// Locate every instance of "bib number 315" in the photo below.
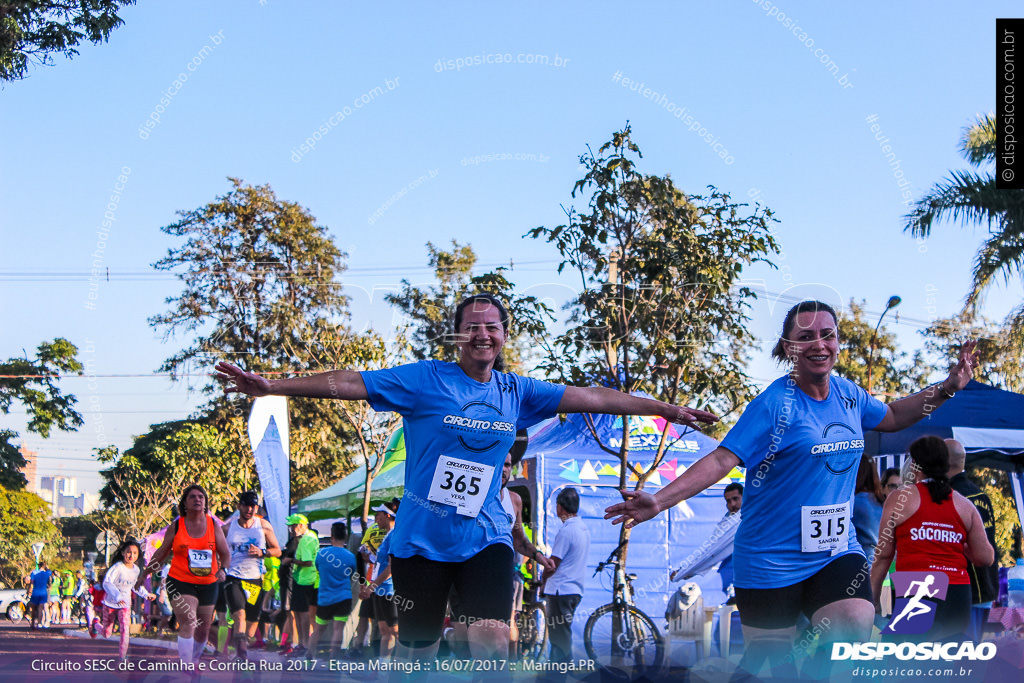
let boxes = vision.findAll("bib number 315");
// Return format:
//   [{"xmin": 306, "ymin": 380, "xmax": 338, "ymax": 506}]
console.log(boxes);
[
  {"xmin": 427, "ymin": 455, "xmax": 494, "ymax": 518},
  {"xmin": 800, "ymin": 502, "xmax": 850, "ymax": 555}
]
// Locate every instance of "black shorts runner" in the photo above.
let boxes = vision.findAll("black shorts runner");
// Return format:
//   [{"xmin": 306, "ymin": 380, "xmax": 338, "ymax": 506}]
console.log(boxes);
[
  {"xmin": 223, "ymin": 576, "xmax": 265, "ymax": 621},
  {"xmin": 316, "ymin": 598, "xmax": 353, "ymax": 625},
  {"xmin": 373, "ymin": 593, "xmax": 399, "ymax": 627},
  {"xmin": 291, "ymin": 583, "xmax": 318, "ymax": 612},
  {"xmin": 165, "ymin": 576, "xmax": 219, "ymax": 608},
  {"xmin": 391, "ymin": 542, "xmax": 513, "ymax": 648},
  {"xmin": 735, "ymin": 553, "xmax": 872, "ymax": 629},
  {"xmin": 358, "ymin": 593, "xmax": 375, "ymax": 619}
]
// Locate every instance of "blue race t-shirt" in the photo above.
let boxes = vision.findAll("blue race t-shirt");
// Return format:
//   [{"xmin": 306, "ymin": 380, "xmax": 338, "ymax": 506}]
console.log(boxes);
[
  {"xmin": 361, "ymin": 360, "xmax": 564, "ymax": 562},
  {"xmin": 720, "ymin": 374, "xmax": 887, "ymax": 589},
  {"xmin": 372, "ymin": 532, "xmax": 395, "ymax": 597},
  {"xmin": 30, "ymin": 569, "xmax": 52, "ymax": 598},
  {"xmin": 315, "ymin": 546, "xmax": 356, "ymax": 606}
]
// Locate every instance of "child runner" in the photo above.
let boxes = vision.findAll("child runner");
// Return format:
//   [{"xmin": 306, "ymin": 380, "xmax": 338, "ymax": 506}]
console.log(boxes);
[{"xmin": 100, "ymin": 539, "xmax": 156, "ymax": 658}]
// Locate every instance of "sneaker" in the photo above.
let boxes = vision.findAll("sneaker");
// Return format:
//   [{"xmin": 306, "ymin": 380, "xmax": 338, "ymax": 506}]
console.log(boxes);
[
  {"xmin": 251, "ymin": 639, "xmax": 266, "ymax": 650},
  {"xmin": 286, "ymin": 645, "xmax": 307, "ymax": 658},
  {"xmin": 280, "ymin": 645, "xmax": 296, "ymax": 656}
]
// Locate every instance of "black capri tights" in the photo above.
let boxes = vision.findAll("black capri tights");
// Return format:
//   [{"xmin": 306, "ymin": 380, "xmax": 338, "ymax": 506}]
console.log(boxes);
[{"xmin": 390, "ymin": 542, "xmax": 514, "ymax": 649}]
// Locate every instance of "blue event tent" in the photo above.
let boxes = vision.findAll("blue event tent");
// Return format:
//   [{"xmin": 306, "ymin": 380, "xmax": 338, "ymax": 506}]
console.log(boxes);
[
  {"xmin": 865, "ymin": 380, "xmax": 1024, "ymax": 532},
  {"xmin": 511, "ymin": 411, "xmax": 740, "ymax": 662}
]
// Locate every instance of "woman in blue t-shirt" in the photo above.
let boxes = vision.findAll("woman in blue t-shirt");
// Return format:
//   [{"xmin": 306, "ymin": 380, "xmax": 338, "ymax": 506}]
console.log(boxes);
[
  {"xmin": 606, "ymin": 300, "xmax": 977, "ymax": 678},
  {"xmin": 215, "ymin": 292, "xmax": 717, "ymax": 661}
]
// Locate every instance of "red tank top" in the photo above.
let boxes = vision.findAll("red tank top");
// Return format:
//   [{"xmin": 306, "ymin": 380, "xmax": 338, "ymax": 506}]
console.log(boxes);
[
  {"xmin": 168, "ymin": 515, "xmax": 219, "ymax": 584},
  {"xmin": 894, "ymin": 483, "xmax": 969, "ymax": 584}
]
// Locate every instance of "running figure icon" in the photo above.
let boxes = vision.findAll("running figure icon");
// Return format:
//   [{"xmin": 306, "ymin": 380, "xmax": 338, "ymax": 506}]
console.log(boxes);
[{"xmin": 887, "ymin": 574, "xmax": 939, "ymax": 631}]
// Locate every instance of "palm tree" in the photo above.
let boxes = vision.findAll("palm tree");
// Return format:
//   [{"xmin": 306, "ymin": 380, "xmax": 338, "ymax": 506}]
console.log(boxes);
[{"xmin": 905, "ymin": 113, "xmax": 1024, "ymax": 344}]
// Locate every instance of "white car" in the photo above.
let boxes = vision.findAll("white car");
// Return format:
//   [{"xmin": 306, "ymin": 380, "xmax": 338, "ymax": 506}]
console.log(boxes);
[{"xmin": 0, "ymin": 587, "xmax": 29, "ymax": 622}]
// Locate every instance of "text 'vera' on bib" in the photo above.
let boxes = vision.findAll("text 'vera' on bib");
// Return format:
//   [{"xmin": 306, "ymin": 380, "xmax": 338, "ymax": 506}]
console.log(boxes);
[
  {"xmin": 800, "ymin": 502, "xmax": 850, "ymax": 555},
  {"xmin": 188, "ymin": 549, "xmax": 214, "ymax": 576},
  {"xmin": 427, "ymin": 455, "xmax": 495, "ymax": 518}
]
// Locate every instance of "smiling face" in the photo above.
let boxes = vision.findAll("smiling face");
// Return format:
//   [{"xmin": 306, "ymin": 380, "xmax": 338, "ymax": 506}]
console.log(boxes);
[
  {"xmin": 121, "ymin": 545, "xmax": 139, "ymax": 567},
  {"xmin": 455, "ymin": 301, "xmax": 508, "ymax": 369},
  {"xmin": 783, "ymin": 310, "xmax": 839, "ymax": 381}
]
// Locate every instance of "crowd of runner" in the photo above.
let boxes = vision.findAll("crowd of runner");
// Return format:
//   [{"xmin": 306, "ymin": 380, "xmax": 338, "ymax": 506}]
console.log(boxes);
[{"xmin": 33, "ymin": 295, "xmax": 1010, "ymax": 678}]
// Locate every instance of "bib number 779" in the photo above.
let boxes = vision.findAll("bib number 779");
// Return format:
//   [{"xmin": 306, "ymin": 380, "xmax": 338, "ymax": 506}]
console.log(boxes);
[{"xmin": 439, "ymin": 472, "xmax": 481, "ymax": 496}]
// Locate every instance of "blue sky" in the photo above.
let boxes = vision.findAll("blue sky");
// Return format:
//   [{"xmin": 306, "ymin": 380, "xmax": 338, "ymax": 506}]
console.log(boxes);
[{"xmin": 2, "ymin": 1, "xmax": 1020, "ymax": 495}]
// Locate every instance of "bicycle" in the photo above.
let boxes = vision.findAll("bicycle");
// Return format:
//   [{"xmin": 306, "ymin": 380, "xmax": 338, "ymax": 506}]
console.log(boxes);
[
  {"xmin": 515, "ymin": 579, "xmax": 547, "ymax": 660},
  {"xmin": 582, "ymin": 540, "xmax": 665, "ymax": 679}
]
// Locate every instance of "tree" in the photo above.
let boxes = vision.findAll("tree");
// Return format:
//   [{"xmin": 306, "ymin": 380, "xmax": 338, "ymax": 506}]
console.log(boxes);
[
  {"xmin": 150, "ymin": 178, "xmax": 357, "ymax": 503},
  {"xmin": 385, "ymin": 240, "xmax": 553, "ymax": 373},
  {"xmin": 0, "ymin": 487, "xmax": 61, "ymax": 587},
  {"xmin": 151, "ymin": 177, "xmax": 347, "ymax": 383},
  {"xmin": 0, "ymin": 338, "xmax": 83, "ymax": 489},
  {"xmin": 300, "ymin": 324, "xmax": 408, "ymax": 526},
  {"xmin": 527, "ymin": 124, "xmax": 779, "ymax": 563},
  {"xmin": 918, "ymin": 313, "xmax": 1024, "ymax": 393},
  {"xmin": 0, "ymin": 0, "xmax": 134, "ymax": 82},
  {"xmin": 905, "ymin": 113, "xmax": 1024, "ymax": 342},
  {"xmin": 98, "ymin": 420, "xmax": 250, "ymax": 535},
  {"xmin": 833, "ymin": 299, "xmax": 928, "ymax": 398}
]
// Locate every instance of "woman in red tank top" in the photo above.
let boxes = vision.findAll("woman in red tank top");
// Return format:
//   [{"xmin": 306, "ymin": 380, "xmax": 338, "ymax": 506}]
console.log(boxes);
[
  {"xmin": 136, "ymin": 485, "xmax": 230, "ymax": 667},
  {"xmin": 870, "ymin": 436, "xmax": 993, "ymax": 640}
]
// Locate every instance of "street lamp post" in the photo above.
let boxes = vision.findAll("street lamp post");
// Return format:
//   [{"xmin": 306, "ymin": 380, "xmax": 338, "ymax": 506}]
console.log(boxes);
[{"xmin": 866, "ymin": 296, "xmax": 902, "ymax": 395}]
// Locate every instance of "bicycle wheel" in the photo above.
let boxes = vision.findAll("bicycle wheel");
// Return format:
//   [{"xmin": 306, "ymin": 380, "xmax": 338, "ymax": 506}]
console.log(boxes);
[
  {"xmin": 518, "ymin": 605, "xmax": 548, "ymax": 660},
  {"xmin": 583, "ymin": 603, "xmax": 665, "ymax": 678}
]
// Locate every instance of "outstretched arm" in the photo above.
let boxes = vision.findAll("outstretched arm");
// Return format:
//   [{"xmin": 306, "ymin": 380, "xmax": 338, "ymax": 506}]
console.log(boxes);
[
  {"xmin": 874, "ymin": 341, "xmax": 978, "ymax": 432},
  {"xmin": 604, "ymin": 446, "xmax": 740, "ymax": 529},
  {"xmin": 215, "ymin": 361, "xmax": 368, "ymax": 401},
  {"xmin": 557, "ymin": 386, "xmax": 717, "ymax": 430}
]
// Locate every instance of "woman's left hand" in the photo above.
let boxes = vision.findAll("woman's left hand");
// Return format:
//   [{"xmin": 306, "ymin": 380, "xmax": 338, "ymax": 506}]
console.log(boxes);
[
  {"xmin": 667, "ymin": 405, "xmax": 719, "ymax": 429},
  {"xmin": 945, "ymin": 340, "xmax": 979, "ymax": 393}
]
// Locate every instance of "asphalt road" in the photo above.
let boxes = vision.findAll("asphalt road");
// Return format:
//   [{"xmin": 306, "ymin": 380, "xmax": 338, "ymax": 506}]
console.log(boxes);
[{"xmin": 0, "ymin": 620, "xmax": 377, "ymax": 682}]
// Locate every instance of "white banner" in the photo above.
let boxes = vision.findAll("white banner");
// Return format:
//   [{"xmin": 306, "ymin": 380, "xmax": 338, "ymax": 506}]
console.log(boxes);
[{"xmin": 249, "ymin": 396, "xmax": 290, "ymax": 543}]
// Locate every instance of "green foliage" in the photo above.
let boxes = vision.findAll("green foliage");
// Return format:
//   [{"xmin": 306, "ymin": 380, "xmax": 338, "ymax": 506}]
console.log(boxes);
[
  {"xmin": 151, "ymin": 177, "xmax": 347, "ymax": 383},
  {"xmin": 528, "ymin": 124, "xmax": 778, "ymax": 429},
  {"xmin": 917, "ymin": 313, "xmax": 1024, "ymax": 393},
  {"xmin": 0, "ymin": 338, "xmax": 83, "ymax": 489},
  {"xmin": 98, "ymin": 420, "xmax": 250, "ymax": 537},
  {"xmin": 967, "ymin": 467, "xmax": 1022, "ymax": 565},
  {"xmin": 384, "ymin": 240, "xmax": 553, "ymax": 373},
  {"xmin": 0, "ymin": 0, "xmax": 134, "ymax": 81},
  {"xmin": 150, "ymin": 178, "xmax": 364, "ymax": 504},
  {"xmin": 905, "ymin": 113, "xmax": 1024, "ymax": 335},
  {"xmin": 0, "ymin": 487, "xmax": 61, "ymax": 587},
  {"xmin": 833, "ymin": 299, "xmax": 928, "ymax": 397}
]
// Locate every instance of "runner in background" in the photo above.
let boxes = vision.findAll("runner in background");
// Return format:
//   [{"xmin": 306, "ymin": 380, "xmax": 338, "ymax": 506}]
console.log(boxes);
[
  {"xmin": 287, "ymin": 514, "xmax": 319, "ymax": 658},
  {"xmin": 136, "ymin": 484, "xmax": 231, "ymax": 668},
  {"xmin": 277, "ymin": 518, "xmax": 300, "ymax": 654},
  {"xmin": 359, "ymin": 500, "xmax": 400, "ymax": 659},
  {"xmin": 215, "ymin": 292, "xmax": 716, "ymax": 662},
  {"xmin": 100, "ymin": 539, "xmax": 155, "ymax": 659},
  {"xmin": 308, "ymin": 521, "xmax": 356, "ymax": 660},
  {"xmin": 224, "ymin": 490, "xmax": 281, "ymax": 660},
  {"xmin": 26, "ymin": 561, "xmax": 53, "ymax": 630}
]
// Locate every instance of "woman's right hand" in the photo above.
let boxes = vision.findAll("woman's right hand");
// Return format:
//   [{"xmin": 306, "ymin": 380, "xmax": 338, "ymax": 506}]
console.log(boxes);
[
  {"xmin": 215, "ymin": 361, "xmax": 272, "ymax": 397},
  {"xmin": 604, "ymin": 490, "xmax": 661, "ymax": 529}
]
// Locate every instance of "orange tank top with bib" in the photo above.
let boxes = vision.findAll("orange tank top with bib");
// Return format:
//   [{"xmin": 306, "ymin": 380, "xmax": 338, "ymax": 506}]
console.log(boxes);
[{"xmin": 168, "ymin": 515, "xmax": 220, "ymax": 584}]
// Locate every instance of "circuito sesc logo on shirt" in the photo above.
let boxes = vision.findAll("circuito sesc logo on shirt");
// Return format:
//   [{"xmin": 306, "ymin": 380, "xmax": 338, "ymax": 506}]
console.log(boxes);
[
  {"xmin": 442, "ymin": 401, "xmax": 515, "ymax": 453},
  {"xmin": 810, "ymin": 422, "xmax": 863, "ymax": 475}
]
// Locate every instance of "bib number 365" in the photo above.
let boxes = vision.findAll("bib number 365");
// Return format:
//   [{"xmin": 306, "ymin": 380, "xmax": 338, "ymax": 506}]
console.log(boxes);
[{"xmin": 427, "ymin": 455, "xmax": 494, "ymax": 518}]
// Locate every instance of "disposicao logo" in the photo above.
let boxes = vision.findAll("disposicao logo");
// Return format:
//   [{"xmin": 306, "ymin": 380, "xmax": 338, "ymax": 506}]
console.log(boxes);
[{"xmin": 884, "ymin": 571, "xmax": 947, "ymax": 635}]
